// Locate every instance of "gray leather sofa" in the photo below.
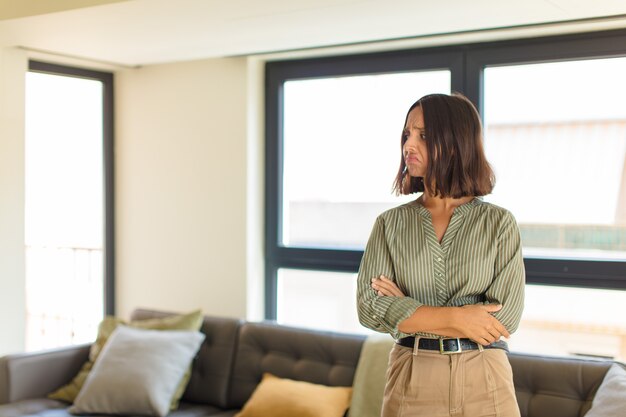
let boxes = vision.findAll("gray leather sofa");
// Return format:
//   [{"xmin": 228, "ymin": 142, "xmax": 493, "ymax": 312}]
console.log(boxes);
[{"xmin": 0, "ymin": 309, "xmax": 620, "ymax": 417}]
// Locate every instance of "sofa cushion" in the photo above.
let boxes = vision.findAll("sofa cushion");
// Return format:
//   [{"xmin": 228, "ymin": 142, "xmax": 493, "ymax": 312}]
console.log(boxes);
[
  {"xmin": 0, "ymin": 398, "xmax": 67, "ymax": 417},
  {"xmin": 69, "ymin": 326, "xmax": 205, "ymax": 417},
  {"xmin": 584, "ymin": 363, "xmax": 626, "ymax": 417},
  {"xmin": 508, "ymin": 352, "xmax": 613, "ymax": 417},
  {"xmin": 235, "ymin": 373, "xmax": 352, "ymax": 417},
  {"xmin": 131, "ymin": 309, "xmax": 242, "ymax": 409},
  {"xmin": 0, "ymin": 399, "xmax": 238, "ymax": 417},
  {"xmin": 49, "ymin": 309, "xmax": 203, "ymax": 407},
  {"xmin": 228, "ymin": 321, "xmax": 365, "ymax": 408}
]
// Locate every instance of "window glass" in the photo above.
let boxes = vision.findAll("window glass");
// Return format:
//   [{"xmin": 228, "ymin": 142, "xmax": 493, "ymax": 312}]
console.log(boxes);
[
  {"xmin": 483, "ymin": 57, "xmax": 626, "ymax": 260},
  {"xmin": 268, "ymin": 34, "xmax": 626, "ymax": 363},
  {"xmin": 282, "ymin": 71, "xmax": 450, "ymax": 250},
  {"xmin": 277, "ymin": 268, "xmax": 373, "ymax": 335},
  {"xmin": 512, "ymin": 284, "xmax": 626, "ymax": 361},
  {"xmin": 25, "ymin": 71, "xmax": 104, "ymax": 351},
  {"xmin": 278, "ymin": 269, "xmax": 626, "ymax": 361}
]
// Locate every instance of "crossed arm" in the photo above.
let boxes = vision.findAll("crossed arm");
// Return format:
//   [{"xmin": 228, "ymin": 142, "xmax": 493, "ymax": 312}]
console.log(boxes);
[
  {"xmin": 357, "ymin": 213, "xmax": 524, "ymax": 344},
  {"xmin": 371, "ymin": 275, "xmax": 510, "ymax": 346}
]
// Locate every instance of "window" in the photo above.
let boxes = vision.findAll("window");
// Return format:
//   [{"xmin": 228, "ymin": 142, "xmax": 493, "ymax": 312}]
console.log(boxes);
[
  {"xmin": 483, "ymin": 57, "xmax": 626, "ymax": 261},
  {"xmin": 266, "ymin": 29, "xmax": 626, "ymax": 360},
  {"xmin": 282, "ymin": 71, "xmax": 450, "ymax": 250},
  {"xmin": 276, "ymin": 269, "xmax": 363, "ymax": 334},
  {"xmin": 25, "ymin": 62, "xmax": 114, "ymax": 351}
]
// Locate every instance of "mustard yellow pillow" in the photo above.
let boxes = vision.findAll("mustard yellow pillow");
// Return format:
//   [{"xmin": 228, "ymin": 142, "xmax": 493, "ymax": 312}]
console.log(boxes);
[
  {"xmin": 235, "ymin": 373, "xmax": 352, "ymax": 417},
  {"xmin": 49, "ymin": 309, "xmax": 203, "ymax": 410}
]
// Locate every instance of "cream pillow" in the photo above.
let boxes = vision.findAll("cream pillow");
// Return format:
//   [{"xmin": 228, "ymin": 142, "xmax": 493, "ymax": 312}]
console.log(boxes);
[
  {"xmin": 49, "ymin": 309, "xmax": 203, "ymax": 408},
  {"xmin": 235, "ymin": 373, "xmax": 352, "ymax": 417},
  {"xmin": 69, "ymin": 325, "xmax": 205, "ymax": 417},
  {"xmin": 585, "ymin": 364, "xmax": 626, "ymax": 417}
]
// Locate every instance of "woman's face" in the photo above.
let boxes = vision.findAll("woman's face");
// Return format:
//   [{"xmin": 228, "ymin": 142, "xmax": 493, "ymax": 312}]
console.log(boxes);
[{"xmin": 403, "ymin": 106, "xmax": 428, "ymax": 178}]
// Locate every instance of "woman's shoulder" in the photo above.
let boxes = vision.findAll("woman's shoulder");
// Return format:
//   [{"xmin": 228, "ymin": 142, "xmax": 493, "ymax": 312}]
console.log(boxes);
[
  {"xmin": 474, "ymin": 198, "xmax": 518, "ymax": 224},
  {"xmin": 377, "ymin": 200, "xmax": 419, "ymax": 221}
]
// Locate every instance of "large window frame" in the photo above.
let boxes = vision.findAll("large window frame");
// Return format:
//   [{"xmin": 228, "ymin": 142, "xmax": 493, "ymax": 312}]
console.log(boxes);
[
  {"xmin": 28, "ymin": 60, "xmax": 115, "ymax": 315},
  {"xmin": 265, "ymin": 29, "xmax": 626, "ymax": 320}
]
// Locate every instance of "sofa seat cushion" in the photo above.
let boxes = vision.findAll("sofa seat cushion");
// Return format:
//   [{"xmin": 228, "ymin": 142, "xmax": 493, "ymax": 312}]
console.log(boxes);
[
  {"xmin": 0, "ymin": 398, "xmax": 67, "ymax": 417},
  {"xmin": 0, "ymin": 400, "xmax": 238, "ymax": 417}
]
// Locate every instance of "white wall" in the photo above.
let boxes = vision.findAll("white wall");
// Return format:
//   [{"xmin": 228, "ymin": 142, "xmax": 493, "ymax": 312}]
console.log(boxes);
[
  {"xmin": 114, "ymin": 57, "xmax": 251, "ymax": 320},
  {"xmin": 0, "ymin": 47, "xmax": 26, "ymax": 356}
]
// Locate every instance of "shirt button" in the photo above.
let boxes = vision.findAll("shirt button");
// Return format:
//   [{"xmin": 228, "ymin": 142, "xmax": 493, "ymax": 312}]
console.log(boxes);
[
  {"xmin": 438, "ymin": 290, "xmax": 445, "ymax": 295},
  {"xmin": 437, "ymin": 257, "xmax": 442, "ymax": 262},
  {"xmin": 436, "ymin": 272, "xmax": 443, "ymax": 277},
  {"xmin": 372, "ymin": 315, "xmax": 378, "ymax": 319}
]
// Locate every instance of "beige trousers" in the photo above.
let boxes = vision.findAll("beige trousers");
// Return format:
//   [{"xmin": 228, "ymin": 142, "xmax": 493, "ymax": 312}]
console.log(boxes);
[{"xmin": 381, "ymin": 344, "xmax": 521, "ymax": 417}]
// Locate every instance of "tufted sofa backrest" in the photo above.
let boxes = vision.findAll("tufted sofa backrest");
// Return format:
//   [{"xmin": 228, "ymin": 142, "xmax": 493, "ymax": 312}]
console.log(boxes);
[
  {"xmin": 227, "ymin": 321, "xmax": 366, "ymax": 409},
  {"xmin": 508, "ymin": 352, "xmax": 614, "ymax": 417},
  {"xmin": 131, "ymin": 309, "xmax": 242, "ymax": 409},
  {"xmin": 128, "ymin": 309, "xmax": 620, "ymax": 416}
]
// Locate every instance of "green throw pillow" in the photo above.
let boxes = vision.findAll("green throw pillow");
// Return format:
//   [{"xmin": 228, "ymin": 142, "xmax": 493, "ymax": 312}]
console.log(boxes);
[{"xmin": 49, "ymin": 309, "xmax": 203, "ymax": 410}]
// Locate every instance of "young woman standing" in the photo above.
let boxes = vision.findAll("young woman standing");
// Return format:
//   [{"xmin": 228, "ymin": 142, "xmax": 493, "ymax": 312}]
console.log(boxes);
[{"xmin": 357, "ymin": 93, "xmax": 525, "ymax": 417}]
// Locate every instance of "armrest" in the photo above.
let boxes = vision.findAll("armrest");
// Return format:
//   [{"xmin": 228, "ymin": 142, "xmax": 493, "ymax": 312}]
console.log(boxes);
[{"xmin": 0, "ymin": 344, "xmax": 89, "ymax": 404}]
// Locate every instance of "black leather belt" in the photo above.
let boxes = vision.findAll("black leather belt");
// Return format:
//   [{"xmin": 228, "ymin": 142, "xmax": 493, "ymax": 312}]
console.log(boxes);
[{"xmin": 397, "ymin": 337, "xmax": 508, "ymax": 354}]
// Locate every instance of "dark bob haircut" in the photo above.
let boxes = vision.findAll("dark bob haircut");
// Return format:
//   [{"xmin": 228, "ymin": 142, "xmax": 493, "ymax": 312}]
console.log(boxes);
[{"xmin": 392, "ymin": 93, "xmax": 495, "ymax": 198}]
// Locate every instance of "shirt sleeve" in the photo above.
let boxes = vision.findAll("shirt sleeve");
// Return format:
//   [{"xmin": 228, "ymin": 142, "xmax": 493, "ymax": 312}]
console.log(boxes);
[
  {"xmin": 484, "ymin": 211, "xmax": 526, "ymax": 334},
  {"xmin": 356, "ymin": 215, "xmax": 423, "ymax": 339}
]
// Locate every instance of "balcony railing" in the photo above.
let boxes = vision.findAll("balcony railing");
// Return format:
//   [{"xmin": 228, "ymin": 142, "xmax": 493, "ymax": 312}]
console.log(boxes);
[{"xmin": 25, "ymin": 245, "xmax": 103, "ymax": 352}]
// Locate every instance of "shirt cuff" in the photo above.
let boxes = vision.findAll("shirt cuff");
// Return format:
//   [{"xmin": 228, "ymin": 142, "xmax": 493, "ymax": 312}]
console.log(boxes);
[{"xmin": 371, "ymin": 296, "xmax": 423, "ymax": 339}]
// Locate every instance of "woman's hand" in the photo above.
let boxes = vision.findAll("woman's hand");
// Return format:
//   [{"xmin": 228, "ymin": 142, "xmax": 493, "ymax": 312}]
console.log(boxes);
[
  {"xmin": 371, "ymin": 275, "xmax": 405, "ymax": 297},
  {"xmin": 452, "ymin": 304, "xmax": 510, "ymax": 345},
  {"xmin": 371, "ymin": 276, "xmax": 509, "ymax": 346}
]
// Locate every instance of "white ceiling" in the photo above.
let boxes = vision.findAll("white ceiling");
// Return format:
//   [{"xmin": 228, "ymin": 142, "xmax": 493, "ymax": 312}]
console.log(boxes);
[{"xmin": 1, "ymin": 0, "xmax": 626, "ymax": 67}]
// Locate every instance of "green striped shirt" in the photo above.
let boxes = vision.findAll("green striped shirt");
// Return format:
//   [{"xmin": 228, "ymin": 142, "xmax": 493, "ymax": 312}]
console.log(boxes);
[{"xmin": 356, "ymin": 197, "xmax": 525, "ymax": 340}]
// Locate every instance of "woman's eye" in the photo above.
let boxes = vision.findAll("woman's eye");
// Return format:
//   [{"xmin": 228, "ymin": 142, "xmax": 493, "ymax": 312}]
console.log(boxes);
[{"xmin": 420, "ymin": 133, "xmax": 427, "ymax": 140}]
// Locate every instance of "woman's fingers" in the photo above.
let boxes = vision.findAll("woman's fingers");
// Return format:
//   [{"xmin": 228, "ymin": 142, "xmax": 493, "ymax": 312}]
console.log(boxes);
[
  {"xmin": 482, "ymin": 317, "xmax": 510, "ymax": 343},
  {"xmin": 485, "ymin": 326, "xmax": 501, "ymax": 342},
  {"xmin": 371, "ymin": 276, "xmax": 405, "ymax": 297},
  {"xmin": 380, "ymin": 279, "xmax": 404, "ymax": 296},
  {"xmin": 371, "ymin": 279, "xmax": 396, "ymax": 296},
  {"xmin": 474, "ymin": 336, "xmax": 492, "ymax": 346},
  {"xmin": 492, "ymin": 319, "xmax": 510, "ymax": 339},
  {"xmin": 458, "ymin": 304, "xmax": 511, "ymax": 344},
  {"xmin": 481, "ymin": 303, "xmax": 503, "ymax": 313}
]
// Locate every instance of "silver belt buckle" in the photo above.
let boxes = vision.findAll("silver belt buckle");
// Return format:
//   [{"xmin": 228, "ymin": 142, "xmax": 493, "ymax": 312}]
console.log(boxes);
[{"xmin": 439, "ymin": 337, "xmax": 463, "ymax": 354}]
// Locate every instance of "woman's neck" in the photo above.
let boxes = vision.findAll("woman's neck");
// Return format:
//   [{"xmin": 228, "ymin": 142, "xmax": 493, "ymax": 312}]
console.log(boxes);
[{"xmin": 418, "ymin": 192, "xmax": 475, "ymax": 212}]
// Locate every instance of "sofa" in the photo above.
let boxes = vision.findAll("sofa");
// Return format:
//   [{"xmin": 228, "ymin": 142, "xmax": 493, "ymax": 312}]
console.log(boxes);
[{"xmin": 0, "ymin": 309, "xmax": 622, "ymax": 417}]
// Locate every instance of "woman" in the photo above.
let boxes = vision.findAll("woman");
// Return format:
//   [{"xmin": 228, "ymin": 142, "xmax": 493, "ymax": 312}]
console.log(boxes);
[{"xmin": 356, "ymin": 93, "xmax": 525, "ymax": 417}]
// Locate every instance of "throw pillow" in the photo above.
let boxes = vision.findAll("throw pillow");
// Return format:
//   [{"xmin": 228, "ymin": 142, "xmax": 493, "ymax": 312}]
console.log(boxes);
[
  {"xmin": 584, "ymin": 364, "xmax": 626, "ymax": 417},
  {"xmin": 348, "ymin": 335, "xmax": 395, "ymax": 417},
  {"xmin": 69, "ymin": 326, "xmax": 205, "ymax": 417},
  {"xmin": 49, "ymin": 309, "xmax": 203, "ymax": 409},
  {"xmin": 235, "ymin": 373, "xmax": 352, "ymax": 417}
]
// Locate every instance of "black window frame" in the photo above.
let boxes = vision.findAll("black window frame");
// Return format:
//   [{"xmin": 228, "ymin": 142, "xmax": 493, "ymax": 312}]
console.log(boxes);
[
  {"xmin": 265, "ymin": 28, "xmax": 626, "ymax": 320},
  {"xmin": 28, "ymin": 60, "xmax": 115, "ymax": 315}
]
